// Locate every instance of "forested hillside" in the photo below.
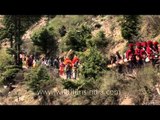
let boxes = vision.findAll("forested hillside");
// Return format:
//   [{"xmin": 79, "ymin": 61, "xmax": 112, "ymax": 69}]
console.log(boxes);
[{"xmin": 1, "ymin": 15, "xmax": 160, "ymax": 105}]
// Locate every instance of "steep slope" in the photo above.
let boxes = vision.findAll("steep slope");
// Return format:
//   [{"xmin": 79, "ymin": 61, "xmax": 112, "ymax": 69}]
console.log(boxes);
[
  {"xmin": 2, "ymin": 15, "xmax": 160, "ymax": 105},
  {"xmin": 22, "ymin": 16, "xmax": 48, "ymax": 41}
]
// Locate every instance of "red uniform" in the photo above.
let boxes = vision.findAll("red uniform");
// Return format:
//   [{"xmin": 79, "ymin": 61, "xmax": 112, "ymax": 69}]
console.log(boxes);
[
  {"xmin": 140, "ymin": 49, "xmax": 147, "ymax": 60},
  {"xmin": 135, "ymin": 42, "xmax": 143, "ymax": 60},
  {"xmin": 135, "ymin": 48, "xmax": 142, "ymax": 58},
  {"xmin": 126, "ymin": 49, "xmax": 135, "ymax": 61},
  {"xmin": 146, "ymin": 40, "xmax": 155, "ymax": 60},
  {"xmin": 59, "ymin": 62, "xmax": 65, "ymax": 75},
  {"xmin": 72, "ymin": 56, "xmax": 79, "ymax": 65},
  {"xmin": 126, "ymin": 43, "xmax": 135, "ymax": 61},
  {"xmin": 146, "ymin": 46, "xmax": 154, "ymax": 60}
]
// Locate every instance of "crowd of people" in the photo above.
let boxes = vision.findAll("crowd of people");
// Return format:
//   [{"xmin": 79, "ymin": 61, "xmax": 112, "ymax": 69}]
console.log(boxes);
[
  {"xmin": 109, "ymin": 40, "xmax": 160, "ymax": 70},
  {"xmin": 19, "ymin": 52, "xmax": 80, "ymax": 80},
  {"xmin": 19, "ymin": 40, "xmax": 160, "ymax": 79}
]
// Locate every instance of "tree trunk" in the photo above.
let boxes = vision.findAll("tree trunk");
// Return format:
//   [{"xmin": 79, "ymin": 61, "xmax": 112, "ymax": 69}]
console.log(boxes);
[
  {"xmin": 14, "ymin": 16, "xmax": 18, "ymax": 65},
  {"xmin": 17, "ymin": 16, "xmax": 21, "ymax": 66},
  {"xmin": 10, "ymin": 35, "xmax": 13, "ymax": 48}
]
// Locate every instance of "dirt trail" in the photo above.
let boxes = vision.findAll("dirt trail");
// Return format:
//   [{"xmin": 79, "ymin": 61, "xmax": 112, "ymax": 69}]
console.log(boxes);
[{"xmin": 120, "ymin": 96, "xmax": 134, "ymax": 105}]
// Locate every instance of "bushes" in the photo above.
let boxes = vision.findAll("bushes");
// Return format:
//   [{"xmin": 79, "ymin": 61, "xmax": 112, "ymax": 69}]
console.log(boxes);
[
  {"xmin": 60, "ymin": 25, "xmax": 92, "ymax": 52},
  {"xmin": 0, "ymin": 66, "xmax": 20, "ymax": 85},
  {"xmin": 96, "ymin": 65, "xmax": 159, "ymax": 105},
  {"xmin": 92, "ymin": 31, "xmax": 108, "ymax": 50},
  {"xmin": 25, "ymin": 65, "xmax": 53, "ymax": 93},
  {"xmin": 31, "ymin": 27, "xmax": 58, "ymax": 57},
  {"xmin": 121, "ymin": 15, "xmax": 140, "ymax": 42},
  {"xmin": 0, "ymin": 49, "xmax": 20, "ymax": 86},
  {"xmin": 79, "ymin": 47, "xmax": 106, "ymax": 79},
  {"xmin": 0, "ymin": 49, "xmax": 14, "ymax": 69}
]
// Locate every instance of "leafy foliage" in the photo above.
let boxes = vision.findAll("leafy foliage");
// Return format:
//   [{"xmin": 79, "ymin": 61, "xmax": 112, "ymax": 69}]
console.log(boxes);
[
  {"xmin": 31, "ymin": 27, "xmax": 58, "ymax": 57},
  {"xmin": 25, "ymin": 65, "xmax": 51, "ymax": 93},
  {"xmin": 79, "ymin": 47, "xmax": 106, "ymax": 79},
  {"xmin": 0, "ymin": 15, "xmax": 41, "ymax": 66},
  {"xmin": 0, "ymin": 50, "xmax": 20, "ymax": 85},
  {"xmin": 121, "ymin": 15, "xmax": 140, "ymax": 42},
  {"xmin": 60, "ymin": 25, "xmax": 92, "ymax": 51},
  {"xmin": 91, "ymin": 31, "xmax": 108, "ymax": 50}
]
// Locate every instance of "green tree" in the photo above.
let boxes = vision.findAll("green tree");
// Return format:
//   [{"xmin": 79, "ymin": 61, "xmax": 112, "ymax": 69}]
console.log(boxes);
[
  {"xmin": 79, "ymin": 47, "xmax": 106, "ymax": 79},
  {"xmin": 0, "ymin": 15, "xmax": 41, "ymax": 66},
  {"xmin": 93, "ymin": 31, "xmax": 108, "ymax": 50},
  {"xmin": 31, "ymin": 28, "xmax": 58, "ymax": 57},
  {"xmin": 61, "ymin": 25, "xmax": 92, "ymax": 51},
  {"xmin": 25, "ymin": 66, "xmax": 50, "ymax": 93},
  {"xmin": 121, "ymin": 15, "xmax": 140, "ymax": 42},
  {"xmin": 0, "ymin": 49, "xmax": 20, "ymax": 86}
]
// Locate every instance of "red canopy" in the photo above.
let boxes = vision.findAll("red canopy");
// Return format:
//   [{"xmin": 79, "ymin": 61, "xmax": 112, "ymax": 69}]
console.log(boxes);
[{"xmin": 72, "ymin": 56, "xmax": 79, "ymax": 64}]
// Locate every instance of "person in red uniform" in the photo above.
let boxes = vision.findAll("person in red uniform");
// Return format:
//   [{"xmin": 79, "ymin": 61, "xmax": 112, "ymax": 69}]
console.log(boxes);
[
  {"xmin": 142, "ymin": 41, "xmax": 147, "ymax": 51},
  {"xmin": 141, "ymin": 42, "xmax": 148, "ymax": 63},
  {"xmin": 72, "ymin": 54, "xmax": 79, "ymax": 79},
  {"xmin": 135, "ymin": 42, "xmax": 143, "ymax": 67},
  {"xmin": 126, "ymin": 43, "xmax": 136, "ymax": 69},
  {"xmin": 72, "ymin": 55, "xmax": 79, "ymax": 65},
  {"xmin": 59, "ymin": 58, "xmax": 65, "ymax": 76},
  {"xmin": 146, "ymin": 40, "xmax": 154, "ymax": 62}
]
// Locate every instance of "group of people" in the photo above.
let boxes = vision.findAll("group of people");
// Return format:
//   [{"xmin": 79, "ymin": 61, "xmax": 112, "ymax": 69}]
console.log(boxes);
[
  {"xmin": 109, "ymin": 40, "xmax": 160, "ymax": 70},
  {"xmin": 19, "ymin": 52, "xmax": 80, "ymax": 80},
  {"xmin": 59, "ymin": 55, "xmax": 79, "ymax": 79}
]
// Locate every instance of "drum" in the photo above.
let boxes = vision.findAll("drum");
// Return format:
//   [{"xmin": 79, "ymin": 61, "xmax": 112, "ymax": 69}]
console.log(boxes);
[
  {"xmin": 119, "ymin": 60, "xmax": 124, "ymax": 65},
  {"xmin": 107, "ymin": 64, "xmax": 112, "ymax": 68},
  {"xmin": 155, "ymin": 55, "xmax": 158, "ymax": 58},
  {"xmin": 145, "ymin": 57, "xmax": 150, "ymax": 62},
  {"xmin": 124, "ymin": 58, "xmax": 128, "ymax": 63},
  {"xmin": 112, "ymin": 63, "xmax": 117, "ymax": 67}
]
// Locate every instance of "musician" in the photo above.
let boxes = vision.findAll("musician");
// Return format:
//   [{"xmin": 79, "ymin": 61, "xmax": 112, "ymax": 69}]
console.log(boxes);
[
  {"xmin": 146, "ymin": 40, "xmax": 154, "ymax": 62},
  {"xmin": 142, "ymin": 41, "xmax": 147, "ymax": 51},
  {"xmin": 135, "ymin": 42, "xmax": 143, "ymax": 67},
  {"xmin": 126, "ymin": 43, "xmax": 136, "ymax": 69},
  {"xmin": 141, "ymin": 42, "xmax": 148, "ymax": 63}
]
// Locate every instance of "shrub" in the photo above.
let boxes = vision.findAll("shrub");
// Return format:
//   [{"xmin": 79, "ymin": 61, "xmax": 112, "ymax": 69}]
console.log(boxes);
[
  {"xmin": 25, "ymin": 65, "xmax": 52, "ymax": 93},
  {"xmin": 0, "ymin": 66, "xmax": 20, "ymax": 85},
  {"xmin": 60, "ymin": 25, "xmax": 92, "ymax": 52},
  {"xmin": 79, "ymin": 47, "xmax": 106, "ymax": 79},
  {"xmin": 0, "ymin": 49, "xmax": 14, "ymax": 70},
  {"xmin": 121, "ymin": 15, "xmax": 140, "ymax": 42},
  {"xmin": 31, "ymin": 27, "xmax": 58, "ymax": 57},
  {"xmin": 0, "ymin": 49, "xmax": 19, "ymax": 86},
  {"xmin": 93, "ymin": 31, "xmax": 108, "ymax": 49}
]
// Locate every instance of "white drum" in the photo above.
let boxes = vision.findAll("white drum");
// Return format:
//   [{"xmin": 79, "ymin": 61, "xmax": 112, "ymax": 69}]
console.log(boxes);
[
  {"xmin": 124, "ymin": 58, "xmax": 128, "ymax": 62},
  {"xmin": 145, "ymin": 57, "xmax": 150, "ymax": 62},
  {"xmin": 155, "ymin": 55, "xmax": 158, "ymax": 58}
]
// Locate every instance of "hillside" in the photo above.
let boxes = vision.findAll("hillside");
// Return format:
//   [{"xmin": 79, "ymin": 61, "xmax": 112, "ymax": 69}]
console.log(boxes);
[{"xmin": 1, "ymin": 15, "xmax": 160, "ymax": 105}]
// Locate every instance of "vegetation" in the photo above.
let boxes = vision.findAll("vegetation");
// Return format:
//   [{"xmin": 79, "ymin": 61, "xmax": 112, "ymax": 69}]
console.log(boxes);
[
  {"xmin": 1, "ymin": 15, "xmax": 160, "ymax": 105},
  {"xmin": 0, "ymin": 15, "xmax": 41, "ymax": 66},
  {"xmin": 0, "ymin": 49, "xmax": 20, "ymax": 86},
  {"xmin": 31, "ymin": 27, "xmax": 58, "ymax": 57},
  {"xmin": 79, "ymin": 47, "xmax": 106, "ymax": 79},
  {"xmin": 60, "ymin": 25, "xmax": 92, "ymax": 52},
  {"xmin": 121, "ymin": 15, "xmax": 140, "ymax": 42},
  {"xmin": 25, "ymin": 65, "xmax": 53, "ymax": 93}
]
